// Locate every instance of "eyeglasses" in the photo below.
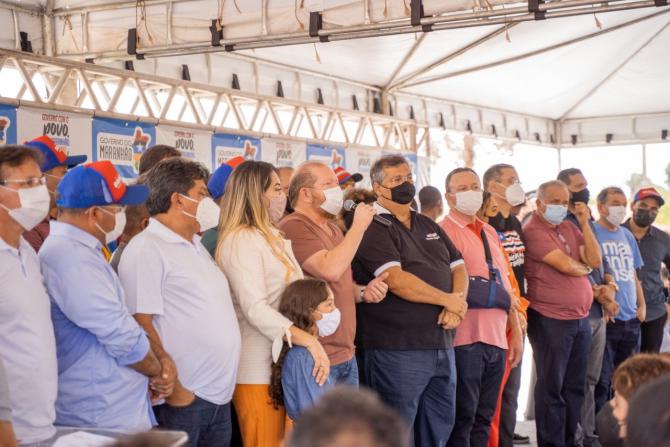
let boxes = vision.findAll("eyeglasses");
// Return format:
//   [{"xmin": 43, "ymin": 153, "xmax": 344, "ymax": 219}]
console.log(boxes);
[
  {"xmin": 0, "ymin": 175, "xmax": 47, "ymax": 187},
  {"xmin": 98, "ymin": 205, "xmax": 127, "ymax": 215},
  {"xmin": 386, "ymin": 175, "xmax": 414, "ymax": 185}
]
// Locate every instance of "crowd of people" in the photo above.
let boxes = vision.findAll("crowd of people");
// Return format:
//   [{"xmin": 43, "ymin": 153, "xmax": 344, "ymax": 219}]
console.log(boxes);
[{"xmin": 0, "ymin": 135, "xmax": 669, "ymax": 447}]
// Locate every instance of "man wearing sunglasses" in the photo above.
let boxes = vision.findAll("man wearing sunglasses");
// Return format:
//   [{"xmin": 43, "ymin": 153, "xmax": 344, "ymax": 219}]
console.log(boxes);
[
  {"xmin": 21, "ymin": 135, "xmax": 87, "ymax": 253},
  {"xmin": 0, "ymin": 145, "xmax": 57, "ymax": 445}
]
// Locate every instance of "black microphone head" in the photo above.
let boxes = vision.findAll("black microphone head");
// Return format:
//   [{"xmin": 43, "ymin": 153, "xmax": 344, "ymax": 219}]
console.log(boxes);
[{"xmin": 343, "ymin": 199, "xmax": 357, "ymax": 212}]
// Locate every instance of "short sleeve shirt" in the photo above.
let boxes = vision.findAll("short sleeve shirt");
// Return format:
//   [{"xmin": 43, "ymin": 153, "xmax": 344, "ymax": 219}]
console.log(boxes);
[
  {"xmin": 523, "ymin": 212, "xmax": 593, "ymax": 320},
  {"xmin": 488, "ymin": 212, "xmax": 526, "ymax": 297},
  {"xmin": 593, "ymin": 223, "xmax": 644, "ymax": 322},
  {"xmin": 281, "ymin": 346, "xmax": 333, "ymax": 421},
  {"xmin": 119, "ymin": 219, "xmax": 242, "ymax": 405},
  {"xmin": 440, "ymin": 212, "xmax": 511, "ymax": 350},
  {"xmin": 353, "ymin": 203, "xmax": 464, "ymax": 350},
  {"xmin": 278, "ymin": 213, "xmax": 356, "ymax": 366},
  {"xmin": 622, "ymin": 221, "xmax": 670, "ymax": 321}
]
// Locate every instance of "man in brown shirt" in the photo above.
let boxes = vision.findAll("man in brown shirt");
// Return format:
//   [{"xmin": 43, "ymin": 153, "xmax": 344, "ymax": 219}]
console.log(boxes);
[{"xmin": 278, "ymin": 161, "xmax": 388, "ymax": 385}]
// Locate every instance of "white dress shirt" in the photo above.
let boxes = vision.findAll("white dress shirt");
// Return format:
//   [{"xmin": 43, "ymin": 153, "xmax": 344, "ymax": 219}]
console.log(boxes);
[
  {"xmin": 120, "ymin": 218, "xmax": 241, "ymax": 404},
  {"xmin": 0, "ymin": 236, "xmax": 57, "ymax": 444}
]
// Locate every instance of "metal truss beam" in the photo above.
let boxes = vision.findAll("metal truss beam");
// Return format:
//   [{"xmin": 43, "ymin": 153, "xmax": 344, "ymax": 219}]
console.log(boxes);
[{"xmin": 0, "ymin": 48, "xmax": 426, "ymax": 153}]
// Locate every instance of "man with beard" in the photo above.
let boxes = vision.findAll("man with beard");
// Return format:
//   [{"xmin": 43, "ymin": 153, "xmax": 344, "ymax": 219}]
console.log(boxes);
[
  {"xmin": 623, "ymin": 187, "xmax": 670, "ymax": 353},
  {"xmin": 278, "ymin": 161, "xmax": 389, "ymax": 385}
]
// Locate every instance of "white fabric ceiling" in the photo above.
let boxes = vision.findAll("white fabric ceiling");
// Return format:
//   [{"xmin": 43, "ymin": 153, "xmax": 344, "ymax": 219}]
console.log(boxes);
[{"xmin": 2, "ymin": 0, "xmax": 669, "ymax": 122}]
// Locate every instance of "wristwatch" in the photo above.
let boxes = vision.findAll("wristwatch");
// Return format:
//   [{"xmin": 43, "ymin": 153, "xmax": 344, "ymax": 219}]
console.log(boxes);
[
  {"xmin": 584, "ymin": 265, "xmax": 593, "ymax": 275},
  {"xmin": 360, "ymin": 288, "xmax": 366, "ymax": 301}
]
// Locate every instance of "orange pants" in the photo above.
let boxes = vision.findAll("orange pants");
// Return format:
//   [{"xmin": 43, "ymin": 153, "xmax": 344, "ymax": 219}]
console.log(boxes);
[
  {"xmin": 487, "ymin": 354, "xmax": 512, "ymax": 447},
  {"xmin": 233, "ymin": 384, "xmax": 292, "ymax": 447}
]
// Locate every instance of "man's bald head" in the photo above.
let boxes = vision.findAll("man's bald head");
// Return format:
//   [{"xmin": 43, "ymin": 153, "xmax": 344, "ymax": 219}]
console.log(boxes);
[{"xmin": 288, "ymin": 161, "xmax": 337, "ymax": 208}]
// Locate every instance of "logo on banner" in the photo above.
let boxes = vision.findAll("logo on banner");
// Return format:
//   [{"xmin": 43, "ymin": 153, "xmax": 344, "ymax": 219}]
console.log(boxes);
[
  {"xmin": 40, "ymin": 113, "xmax": 71, "ymax": 153},
  {"xmin": 174, "ymin": 130, "xmax": 195, "ymax": 159},
  {"xmin": 97, "ymin": 126, "xmax": 151, "ymax": 174},
  {"xmin": 215, "ymin": 139, "xmax": 258, "ymax": 166},
  {"xmin": 355, "ymin": 151, "xmax": 374, "ymax": 173},
  {"xmin": 0, "ymin": 117, "xmax": 11, "ymax": 145},
  {"xmin": 131, "ymin": 128, "xmax": 152, "ymax": 171}
]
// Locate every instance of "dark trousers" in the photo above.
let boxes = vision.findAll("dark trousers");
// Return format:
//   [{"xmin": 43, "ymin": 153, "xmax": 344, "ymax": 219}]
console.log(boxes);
[
  {"xmin": 155, "ymin": 397, "xmax": 232, "ymax": 447},
  {"xmin": 527, "ymin": 309, "xmax": 591, "ymax": 447},
  {"xmin": 595, "ymin": 319, "xmax": 641, "ymax": 411},
  {"xmin": 640, "ymin": 311, "xmax": 667, "ymax": 353},
  {"xmin": 364, "ymin": 348, "xmax": 457, "ymax": 447},
  {"xmin": 499, "ymin": 353, "xmax": 523, "ymax": 447},
  {"xmin": 447, "ymin": 343, "xmax": 506, "ymax": 447}
]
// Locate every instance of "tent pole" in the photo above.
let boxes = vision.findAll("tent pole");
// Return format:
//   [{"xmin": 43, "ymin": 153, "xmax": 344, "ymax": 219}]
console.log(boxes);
[
  {"xmin": 403, "ymin": 8, "xmax": 670, "ymax": 89},
  {"xmin": 383, "ymin": 33, "xmax": 427, "ymax": 89},
  {"xmin": 388, "ymin": 24, "xmax": 516, "ymax": 91},
  {"xmin": 559, "ymin": 20, "xmax": 670, "ymax": 120}
]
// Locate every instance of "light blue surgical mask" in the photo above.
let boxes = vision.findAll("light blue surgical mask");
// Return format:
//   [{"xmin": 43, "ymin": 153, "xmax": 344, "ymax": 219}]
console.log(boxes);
[{"xmin": 543, "ymin": 204, "xmax": 567, "ymax": 226}]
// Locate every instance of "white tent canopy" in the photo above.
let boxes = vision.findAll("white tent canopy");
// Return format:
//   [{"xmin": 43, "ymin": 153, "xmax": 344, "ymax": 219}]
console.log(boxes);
[{"xmin": 0, "ymin": 0, "xmax": 668, "ymax": 146}]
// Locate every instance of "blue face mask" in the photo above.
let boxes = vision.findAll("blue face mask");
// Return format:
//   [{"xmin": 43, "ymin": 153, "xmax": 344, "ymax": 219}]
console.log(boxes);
[{"xmin": 543, "ymin": 204, "xmax": 567, "ymax": 225}]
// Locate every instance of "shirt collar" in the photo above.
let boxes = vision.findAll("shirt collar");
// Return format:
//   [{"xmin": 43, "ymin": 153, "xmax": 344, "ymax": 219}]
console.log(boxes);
[
  {"xmin": 373, "ymin": 202, "xmax": 392, "ymax": 215},
  {"xmin": 447, "ymin": 210, "xmax": 484, "ymax": 232},
  {"xmin": 147, "ymin": 218, "xmax": 202, "ymax": 247},
  {"xmin": 623, "ymin": 219, "xmax": 658, "ymax": 239},
  {"xmin": 50, "ymin": 221, "xmax": 102, "ymax": 250},
  {"xmin": 0, "ymin": 235, "xmax": 20, "ymax": 254}
]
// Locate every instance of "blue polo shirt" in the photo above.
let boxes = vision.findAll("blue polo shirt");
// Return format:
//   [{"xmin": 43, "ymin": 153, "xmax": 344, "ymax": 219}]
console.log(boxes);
[
  {"xmin": 39, "ymin": 222, "xmax": 155, "ymax": 432},
  {"xmin": 593, "ymin": 223, "xmax": 644, "ymax": 322}
]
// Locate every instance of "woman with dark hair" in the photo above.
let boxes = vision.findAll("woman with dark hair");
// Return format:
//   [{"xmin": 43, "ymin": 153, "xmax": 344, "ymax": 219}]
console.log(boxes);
[
  {"xmin": 216, "ymin": 161, "xmax": 329, "ymax": 447},
  {"xmin": 270, "ymin": 278, "xmax": 337, "ymax": 421}
]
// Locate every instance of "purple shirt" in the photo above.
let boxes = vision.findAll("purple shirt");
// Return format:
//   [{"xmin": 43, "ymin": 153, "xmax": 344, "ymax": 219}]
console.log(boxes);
[{"xmin": 523, "ymin": 212, "xmax": 593, "ymax": 320}]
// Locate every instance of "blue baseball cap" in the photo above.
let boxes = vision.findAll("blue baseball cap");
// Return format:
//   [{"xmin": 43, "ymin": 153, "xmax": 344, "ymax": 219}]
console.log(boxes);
[
  {"xmin": 24, "ymin": 135, "xmax": 87, "ymax": 172},
  {"xmin": 208, "ymin": 156, "xmax": 244, "ymax": 200},
  {"xmin": 57, "ymin": 160, "xmax": 149, "ymax": 208}
]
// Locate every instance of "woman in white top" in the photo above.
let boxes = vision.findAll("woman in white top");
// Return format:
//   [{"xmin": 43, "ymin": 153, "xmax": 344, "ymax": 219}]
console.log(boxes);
[{"xmin": 216, "ymin": 160, "xmax": 329, "ymax": 447}]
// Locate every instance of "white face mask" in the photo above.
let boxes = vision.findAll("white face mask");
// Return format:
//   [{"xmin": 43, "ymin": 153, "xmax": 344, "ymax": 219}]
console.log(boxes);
[
  {"xmin": 606, "ymin": 206, "xmax": 627, "ymax": 227},
  {"xmin": 181, "ymin": 195, "xmax": 221, "ymax": 231},
  {"xmin": 0, "ymin": 184, "xmax": 50, "ymax": 230},
  {"xmin": 316, "ymin": 308, "xmax": 341, "ymax": 338},
  {"xmin": 453, "ymin": 190, "xmax": 484, "ymax": 216},
  {"xmin": 504, "ymin": 182, "xmax": 526, "ymax": 206},
  {"xmin": 95, "ymin": 207, "xmax": 126, "ymax": 244},
  {"xmin": 319, "ymin": 186, "xmax": 344, "ymax": 216}
]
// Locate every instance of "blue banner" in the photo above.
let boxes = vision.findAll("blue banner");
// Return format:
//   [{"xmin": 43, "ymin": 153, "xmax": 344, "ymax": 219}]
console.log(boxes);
[
  {"xmin": 92, "ymin": 118, "xmax": 156, "ymax": 179},
  {"xmin": 211, "ymin": 133, "xmax": 261, "ymax": 168},
  {"xmin": 0, "ymin": 104, "xmax": 17, "ymax": 145},
  {"xmin": 306, "ymin": 144, "xmax": 346, "ymax": 170}
]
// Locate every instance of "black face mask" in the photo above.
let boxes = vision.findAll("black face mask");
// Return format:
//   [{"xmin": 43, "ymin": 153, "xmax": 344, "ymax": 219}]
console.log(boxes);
[
  {"xmin": 633, "ymin": 208, "xmax": 657, "ymax": 227},
  {"xmin": 386, "ymin": 181, "xmax": 416, "ymax": 205},
  {"xmin": 487, "ymin": 212, "xmax": 506, "ymax": 230},
  {"xmin": 571, "ymin": 188, "xmax": 590, "ymax": 204}
]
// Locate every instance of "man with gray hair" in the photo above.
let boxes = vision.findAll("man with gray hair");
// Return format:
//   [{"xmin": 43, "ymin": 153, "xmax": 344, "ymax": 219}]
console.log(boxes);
[
  {"xmin": 353, "ymin": 155, "xmax": 468, "ymax": 447},
  {"xmin": 592, "ymin": 187, "xmax": 645, "ymax": 412},
  {"xmin": 523, "ymin": 180, "xmax": 601, "ymax": 447},
  {"xmin": 278, "ymin": 160, "xmax": 388, "ymax": 385}
]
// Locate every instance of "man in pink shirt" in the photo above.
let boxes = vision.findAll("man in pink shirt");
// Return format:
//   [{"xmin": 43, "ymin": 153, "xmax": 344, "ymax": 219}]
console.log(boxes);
[
  {"xmin": 523, "ymin": 180, "xmax": 601, "ymax": 447},
  {"xmin": 440, "ymin": 168, "xmax": 523, "ymax": 447}
]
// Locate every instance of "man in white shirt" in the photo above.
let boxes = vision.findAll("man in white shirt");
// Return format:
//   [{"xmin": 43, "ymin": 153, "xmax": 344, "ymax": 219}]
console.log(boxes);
[
  {"xmin": 0, "ymin": 145, "xmax": 58, "ymax": 445},
  {"xmin": 119, "ymin": 157, "xmax": 241, "ymax": 447}
]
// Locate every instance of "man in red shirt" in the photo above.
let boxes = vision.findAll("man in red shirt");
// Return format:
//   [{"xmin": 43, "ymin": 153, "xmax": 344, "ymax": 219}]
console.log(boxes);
[
  {"xmin": 523, "ymin": 180, "xmax": 602, "ymax": 447},
  {"xmin": 22, "ymin": 136, "xmax": 87, "ymax": 252},
  {"xmin": 440, "ymin": 167, "xmax": 523, "ymax": 447}
]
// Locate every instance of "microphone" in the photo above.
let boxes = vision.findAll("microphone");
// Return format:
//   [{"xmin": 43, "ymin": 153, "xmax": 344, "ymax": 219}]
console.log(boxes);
[{"xmin": 344, "ymin": 200, "xmax": 392, "ymax": 227}]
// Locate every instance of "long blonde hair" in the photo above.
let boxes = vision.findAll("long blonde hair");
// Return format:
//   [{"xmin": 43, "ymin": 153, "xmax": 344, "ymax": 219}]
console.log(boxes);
[{"xmin": 215, "ymin": 160, "xmax": 296, "ymax": 280}]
